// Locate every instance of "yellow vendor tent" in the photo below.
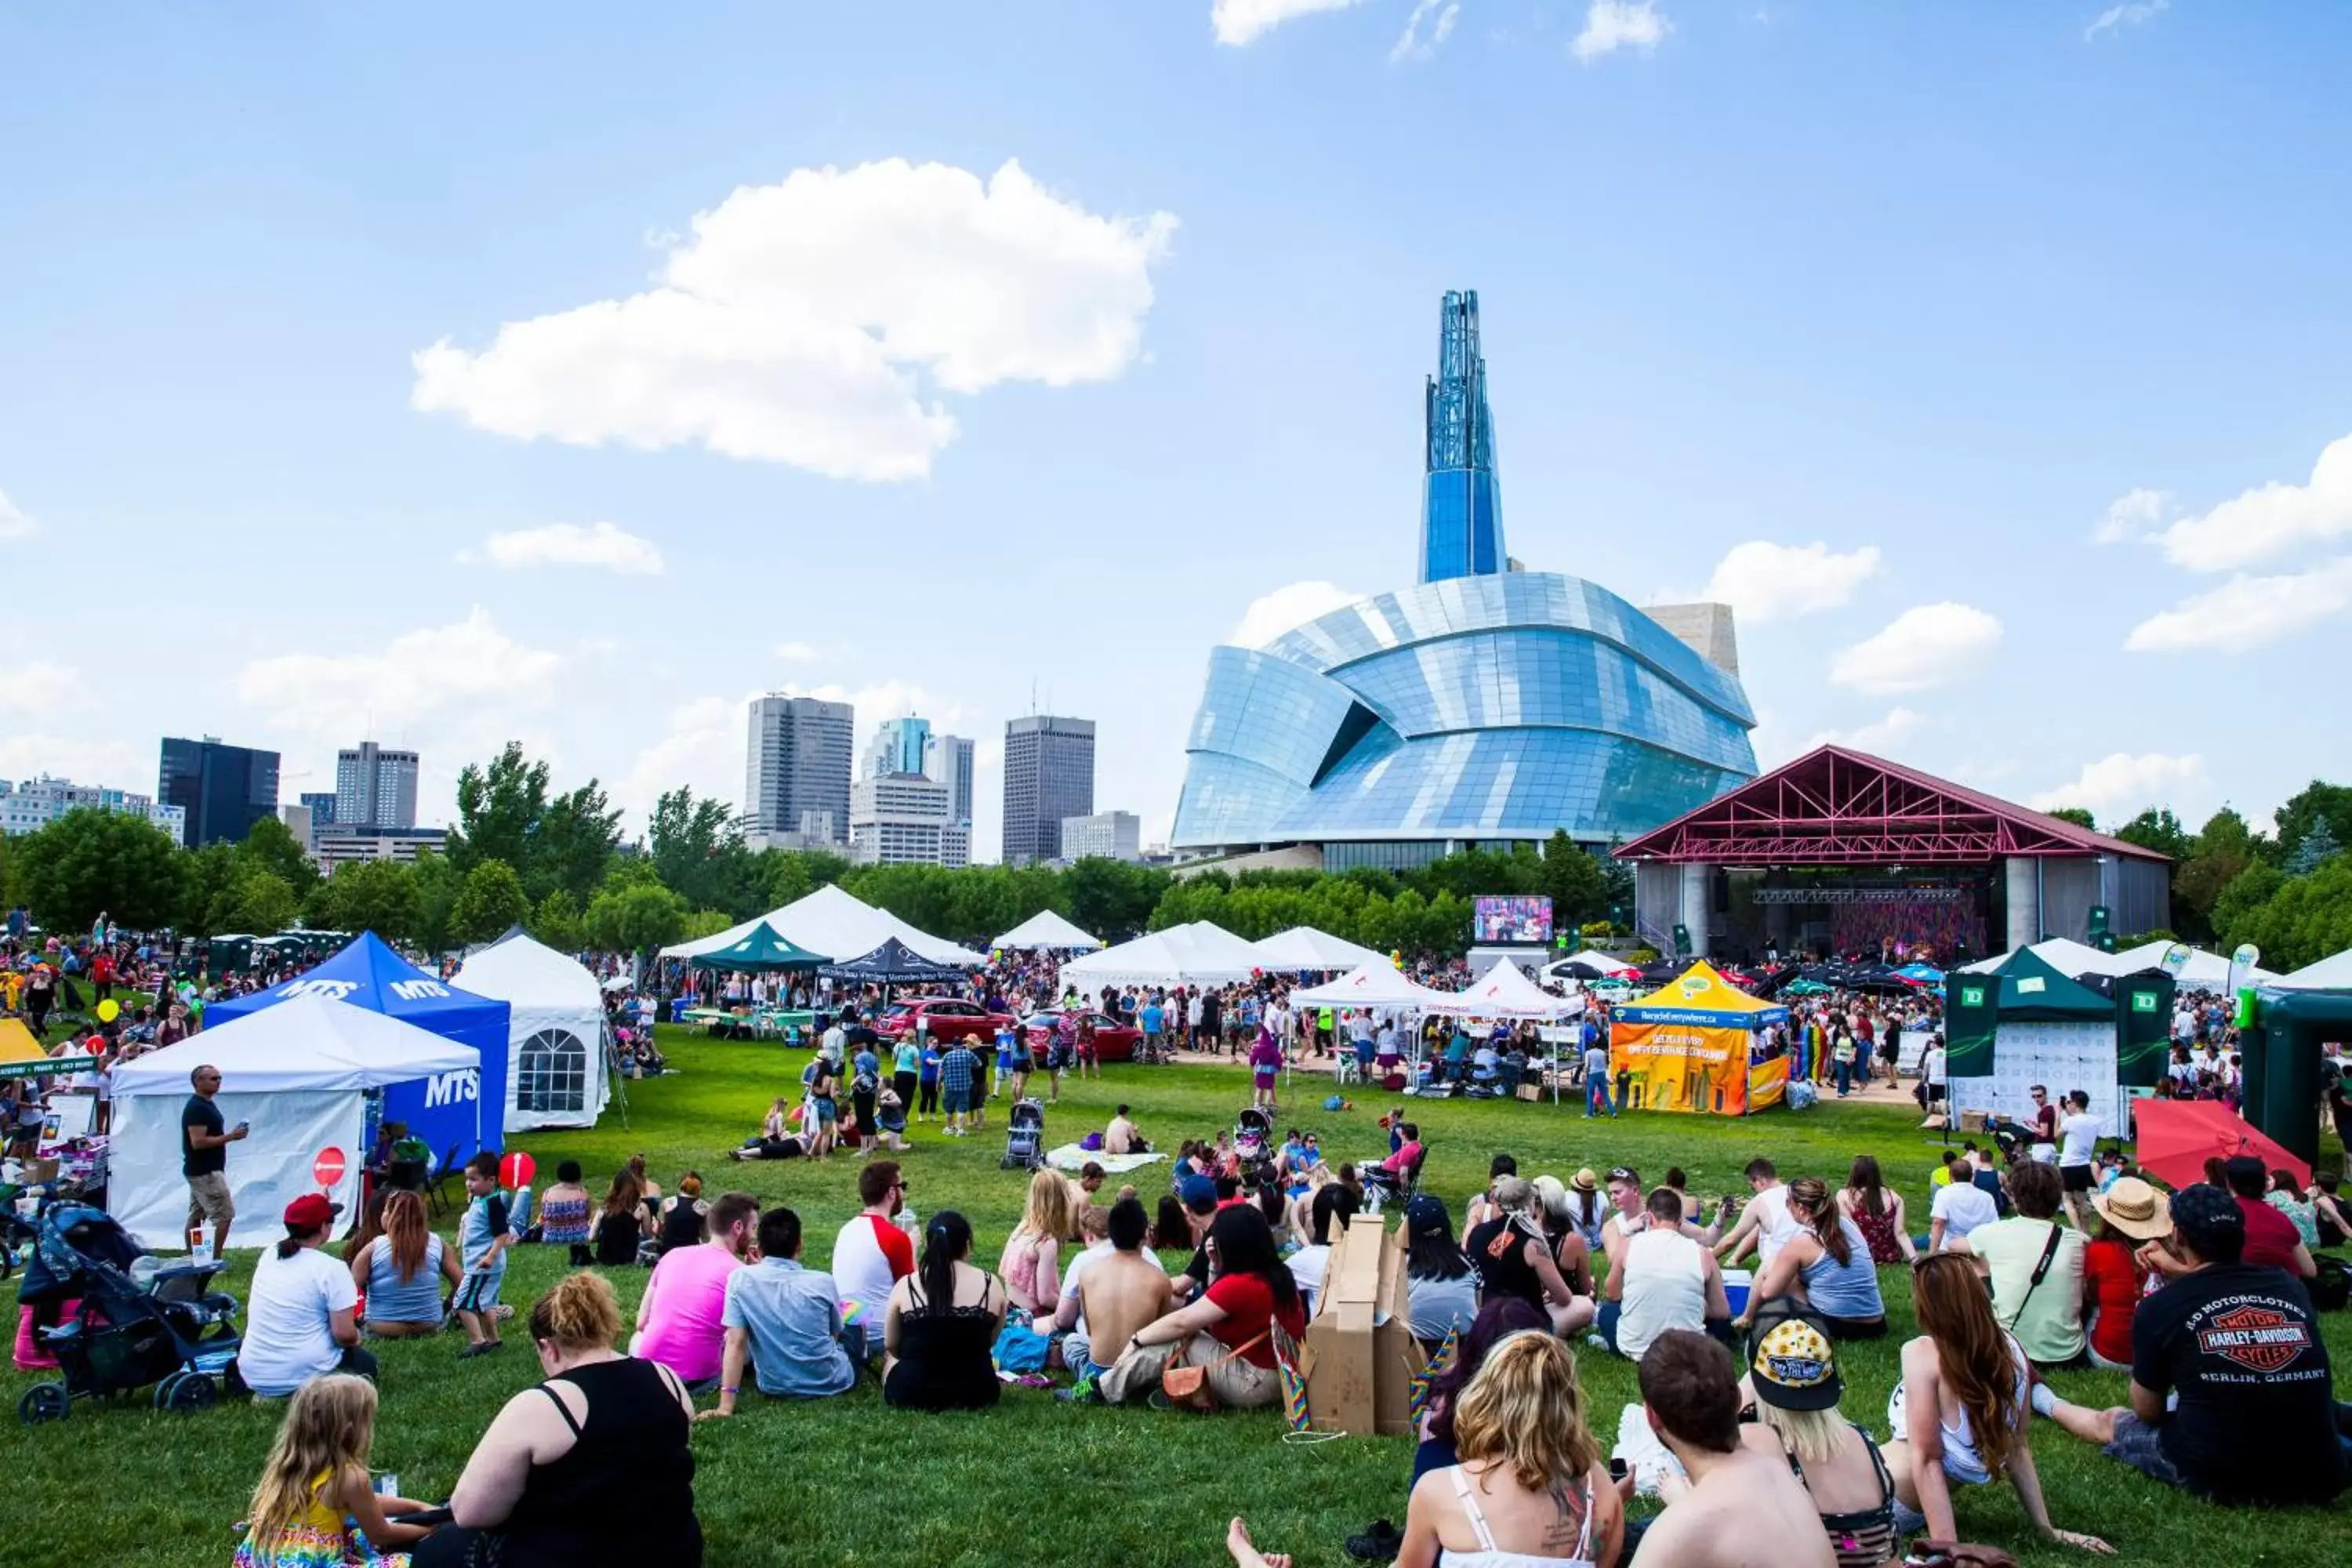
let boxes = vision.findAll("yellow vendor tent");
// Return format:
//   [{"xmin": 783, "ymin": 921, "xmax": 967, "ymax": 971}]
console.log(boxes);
[
  {"xmin": 0, "ymin": 1017, "xmax": 46, "ymax": 1067},
  {"xmin": 1608, "ymin": 961, "xmax": 1792, "ymax": 1115}
]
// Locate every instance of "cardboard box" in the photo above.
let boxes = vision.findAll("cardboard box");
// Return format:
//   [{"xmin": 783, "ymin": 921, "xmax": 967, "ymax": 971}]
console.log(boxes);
[
  {"xmin": 1301, "ymin": 1211, "xmax": 1426, "ymax": 1436},
  {"xmin": 1515, "ymin": 1083, "xmax": 1542, "ymax": 1102},
  {"xmin": 1958, "ymin": 1109, "xmax": 1988, "ymax": 1134}
]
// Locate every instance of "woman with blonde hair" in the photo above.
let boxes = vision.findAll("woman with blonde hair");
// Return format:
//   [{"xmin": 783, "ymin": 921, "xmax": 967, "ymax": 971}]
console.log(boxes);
[
  {"xmin": 353, "ymin": 1189, "xmax": 462, "ymax": 1338},
  {"xmin": 234, "ymin": 1374, "xmax": 434, "ymax": 1567},
  {"xmin": 416, "ymin": 1272, "xmax": 701, "ymax": 1566},
  {"xmin": 1000, "ymin": 1167, "xmax": 1073, "ymax": 1317},
  {"xmin": 1395, "ymin": 1330, "xmax": 1623, "ymax": 1568},
  {"xmin": 1880, "ymin": 1254, "xmax": 2108, "ymax": 1555}
]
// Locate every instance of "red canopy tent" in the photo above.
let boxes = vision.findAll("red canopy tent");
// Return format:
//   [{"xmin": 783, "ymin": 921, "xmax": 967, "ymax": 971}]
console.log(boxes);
[{"xmin": 2130, "ymin": 1098, "xmax": 2310, "ymax": 1189}]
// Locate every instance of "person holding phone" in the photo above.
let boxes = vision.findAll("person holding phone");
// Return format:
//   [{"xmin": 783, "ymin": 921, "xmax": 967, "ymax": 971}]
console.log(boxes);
[{"xmin": 183, "ymin": 1062, "xmax": 248, "ymax": 1252}]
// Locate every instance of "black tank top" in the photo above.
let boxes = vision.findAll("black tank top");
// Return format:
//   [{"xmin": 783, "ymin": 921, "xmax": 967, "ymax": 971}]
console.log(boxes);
[
  {"xmin": 1465, "ymin": 1216, "xmax": 1545, "ymax": 1308},
  {"xmin": 500, "ymin": 1357, "xmax": 702, "ymax": 1566}
]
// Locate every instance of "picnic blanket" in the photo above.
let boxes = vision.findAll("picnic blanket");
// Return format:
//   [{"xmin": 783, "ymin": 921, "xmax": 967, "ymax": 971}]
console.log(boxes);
[{"xmin": 1045, "ymin": 1143, "xmax": 1166, "ymax": 1175}]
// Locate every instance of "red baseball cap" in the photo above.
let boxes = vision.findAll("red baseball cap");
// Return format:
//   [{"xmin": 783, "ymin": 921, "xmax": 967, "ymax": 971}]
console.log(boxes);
[{"xmin": 282, "ymin": 1193, "xmax": 343, "ymax": 1230}]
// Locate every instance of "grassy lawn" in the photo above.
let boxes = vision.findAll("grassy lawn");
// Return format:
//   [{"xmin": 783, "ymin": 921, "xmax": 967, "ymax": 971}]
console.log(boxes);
[{"xmin": 6, "ymin": 1022, "xmax": 2346, "ymax": 1568}]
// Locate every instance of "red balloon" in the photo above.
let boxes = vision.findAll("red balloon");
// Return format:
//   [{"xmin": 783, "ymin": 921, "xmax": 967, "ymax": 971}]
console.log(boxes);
[{"xmin": 499, "ymin": 1151, "xmax": 537, "ymax": 1190}]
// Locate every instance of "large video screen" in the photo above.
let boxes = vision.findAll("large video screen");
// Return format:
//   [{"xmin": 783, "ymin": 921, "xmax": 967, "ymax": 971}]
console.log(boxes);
[{"xmin": 1472, "ymin": 895, "xmax": 1553, "ymax": 946}]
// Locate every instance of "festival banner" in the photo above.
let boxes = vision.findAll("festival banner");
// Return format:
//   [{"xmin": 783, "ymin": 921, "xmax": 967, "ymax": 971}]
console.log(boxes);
[
  {"xmin": 2113, "ymin": 971, "xmax": 2175, "ymax": 1088},
  {"xmin": 1611, "ymin": 1019, "xmax": 1751, "ymax": 1115}
]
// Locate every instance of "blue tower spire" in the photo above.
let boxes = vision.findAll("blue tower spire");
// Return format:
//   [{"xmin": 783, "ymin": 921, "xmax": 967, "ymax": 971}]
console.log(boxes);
[{"xmin": 1418, "ymin": 289, "xmax": 1506, "ymax": 583}]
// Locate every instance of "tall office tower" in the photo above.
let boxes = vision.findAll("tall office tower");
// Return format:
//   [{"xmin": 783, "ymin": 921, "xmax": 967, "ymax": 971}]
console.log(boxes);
[
  {"xmin": 848, "ymin": 771, "xmax": 968, "ymax": 869},
  {"xmin": 743, "ymin": 695, "xmax": 854, "ymax": 844},
  {"xmin": 924, "ymin": 732, "xmax": 975, "ymax": 827},
  {"xmin": 299, "ymin": 790, "xmax": 339, "ymax": 826},
  {"xmin": 158, "ymin": 735, "xmax": 281, "ymax": 846},
  {"xmin": 334, "ymin": 742, "xmax": 420, "ymax": 831},
  {"xmin": 862, "ymin": 716, "xmax": 931, "ymax": 780},
  {"xmin": 1001, "ymin": 715, "xmax": 1095, "ymax": 865},
  {"xmin": 1418, "ymin": 289, "xmax": 1507, "ymax": 584}
]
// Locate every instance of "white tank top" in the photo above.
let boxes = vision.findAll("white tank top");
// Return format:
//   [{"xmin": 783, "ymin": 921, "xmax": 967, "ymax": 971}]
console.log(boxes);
[
  {"xmin": 1617, "ymin": 1229, "xmax": 1705, "ymax": 1363},
  {"xmin": 1443, "ymin": 1466, "xmax": 1597, "ymax": 1568}
]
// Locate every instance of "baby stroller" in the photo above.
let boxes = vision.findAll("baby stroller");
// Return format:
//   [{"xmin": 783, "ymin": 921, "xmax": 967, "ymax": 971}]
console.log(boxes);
[
  {"xmin": 1000, "ymin": 1098, "xmax": 1046, "ymax": 1171},
  {"xmin": 16, "ymin": 1202, "xmax": 241, "ymax": 1425},
  {"xmin": 1233, "ymin": 1106, "xmax": 1273, "ymax": 1166}
]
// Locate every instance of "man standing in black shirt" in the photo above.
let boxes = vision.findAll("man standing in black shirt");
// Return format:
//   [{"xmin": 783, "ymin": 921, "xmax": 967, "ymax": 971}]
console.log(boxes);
[
  {"xmin": 2033, "ymin": 1183, "xmax": 2347, "ymax": 1505},
  {"xmin": 183, "ymin": 1063, "xmax": 248, "ymax": 1251}
]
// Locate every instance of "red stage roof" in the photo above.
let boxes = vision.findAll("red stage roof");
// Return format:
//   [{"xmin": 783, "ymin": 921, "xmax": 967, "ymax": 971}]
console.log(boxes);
[{"xmin": 1613, "ymin": 746, "xmax": 2170, "ymax": 866}]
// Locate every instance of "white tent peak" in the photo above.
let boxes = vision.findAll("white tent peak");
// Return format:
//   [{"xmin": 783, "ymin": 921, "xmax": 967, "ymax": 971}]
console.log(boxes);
[
  {"xmin": 993, "ymin": 909, "xmax": 1104, "ymax": 952},
  {"xmin": 1428, "ymin": 957, "xmax": 1584, "ymax": 1020},
  {"xmin": 660, "ymin": 881, "xmax": 985, "ymax": 966},
  {"xmin": 1252, "ymin": 926, "xmax": 1386, "ymax": 974},
  {"xmin": 111, "ymin": 993, "xmax": 481, "ymax": 1097},
  {"xmin": 454, "ymin": 930, "xmax": 612, "ymax": 1131},
  {"xmin": 1290, "ymin": 956, "xmax": 1453, "ymax": 1010},
  {"xmin": 1058, "ymin": 921, "xmax": 1265, "ymax": 989},
  {"xmin": 2267, "ymin": 948, "xmax": 2352, "ymax": 992}
]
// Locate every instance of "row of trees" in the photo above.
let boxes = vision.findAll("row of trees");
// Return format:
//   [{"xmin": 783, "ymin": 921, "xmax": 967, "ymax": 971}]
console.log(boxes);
[{"xmin": 11, "ymin": 738, "xmax": 2335, "ymax": 970}]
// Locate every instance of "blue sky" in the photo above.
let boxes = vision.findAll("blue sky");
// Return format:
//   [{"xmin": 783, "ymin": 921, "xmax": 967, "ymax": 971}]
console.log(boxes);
[{"xmin": 4, "ymin": 1, "xmax": 2349, "ymax": 858}]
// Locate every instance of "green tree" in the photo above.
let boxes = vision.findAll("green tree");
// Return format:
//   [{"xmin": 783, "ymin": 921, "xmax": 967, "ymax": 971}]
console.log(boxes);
[
  {"xmin": 409, "ymin": 850, "xmax": 466, "ymax": 956},
  {"xmin": 241, "ymin": 815, "xmax": 321, "ymax": 899},
  {"xmin": 1063, "ymin": 858, "xmax": 1171, "ymax": 942},
  {"xmin": 448, "ymin": 742, "xmax": 619, "ymax": 905},
  {"xmin": 2211, "ymin": 859, "xmax": 2285, "ymax": 952},
  {"xmin": 14, "ymin": 808, "xmax": 190, "ymax": 931},
  {"xmin": 531, "ymin": 889, "xmax": 585, "ymax": 953},
  {"xmin": 452, "ymin": 858, "xmax": 531, "ymax": 945},
  {"xmin": 649, "ymin": 788, "xmax": 742, "ymax": 911},
  {"xmin": 223, "ymin": 869, "xmax": 299, "ymax": 935},
  {"xmin": 180, "ymin": 841, "xmax": 247, "ymax": 936},
  {"xmin": 2112, "ymin": 808, "xmax": 2191, "ymax": 863},
  {"xmin": 2045, "ymin": 807, "xmax": 2097, "ymax": 830},
  {"xmin": 532, "ymin": 782, "xmax": 623, "ymax": 906},
  {"xmin": 2284, "ymin": 816, "xmax": 2343, "ymax": 876},
  {"xmin": 584, "ymin": 880, "xmax": 688, "ymax": 957},
  {"xmin": 2173, "ymin": 808, "xmax": 2262, "ymax": 944},
  {"xmin": 2274, "ymin": 780, "xmax": 2352, "ymax": 869},
  {"xmin": 308, "ymin": 858, "xmax": 419, "ymax": 944},
  {"xmin": 1537, "ymin": 830, "xmax": 1610, "ymax": 930}
]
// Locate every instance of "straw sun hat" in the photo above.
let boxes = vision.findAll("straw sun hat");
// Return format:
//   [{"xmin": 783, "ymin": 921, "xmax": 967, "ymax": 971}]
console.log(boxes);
[{"xmin": 2090, "ymin": 1177, "xmax": 2172, "ymax": 1240}]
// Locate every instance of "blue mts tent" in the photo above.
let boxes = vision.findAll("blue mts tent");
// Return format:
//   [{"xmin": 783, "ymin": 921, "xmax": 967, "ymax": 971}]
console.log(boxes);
[{"xmin": 202, "ymin": 931, "xmax": 510, "ymax": 1163}]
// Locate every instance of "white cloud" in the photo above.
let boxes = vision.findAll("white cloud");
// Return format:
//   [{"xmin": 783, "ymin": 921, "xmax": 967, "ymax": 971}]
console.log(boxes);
[
  {"xmin": 773, "ymin": 641, "xmax": 821, "ymax": 663},
  {"xmin": 2085, "ymin": 0, "xmax": 2166, "ymax": 42},
  {"xmin": 1806, "ymin": 707, "xmax": 1926, "ymax": 756},
  {"xmin": 2031, "ymin": 752, "xmax": 2204, "ymax": 821},
  {"xmin": 0, "ymin": 487, "xmax": 34, "ymax": 541},
  {"xmin": 1573, "ymin": 0, "xmax": 1670, "ymax": 60},
  {"xmin": 1828, "ymin": 603, "xmax": 2003, "ymax": 694},
  {"xmin": 620, "ymin": 695, "xmax": 743, "ymax": 829},
  {"xmin": 0, "ymin": 734, "xmax": 143, "ymax": 788},
  {"xmin": 235, "ymin": 608, "xmax": 565, "ymax": 739},
  {"xmin": 2151, "ymin": 433, "xmax": 2352, "ymax": 572},
  {"xmin": 412, "ymin": 159, "xmax": 1178, "ymax": 483},
  {"xmin": 1683, "ymin": 540, "xmax": 1881, "ymax": 625},
  {"xmin": 2092, "ymin": 486, "xmax": 2170, "ymax": 544},
  {"xmin": 2122, "ymin": 557, "xmax": 2352, "ymax": 653},
  {"xmin": 1212, "ymin": 0, "xmax": 1363, "ymax": 46},
  {"xmin": 1229, "ymin": 580, "xmax": 1363, "ymax": 648},
  {"xmin": 1392, "ymin": 0, "xmax": 1461, "ymax": 60},
  {"xmin": 0, "ymin": 662, "xmax": 92, "ymax": 720},
  {"xmin": 461, "ymin": 521, "xmax": 664, "ymax": 575}
]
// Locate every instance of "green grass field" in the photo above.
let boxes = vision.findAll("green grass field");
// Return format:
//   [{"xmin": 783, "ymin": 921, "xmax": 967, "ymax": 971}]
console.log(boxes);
[{"xmin": 6, "ymin": 1025, "xmax": 2346, "ymax": 1568}]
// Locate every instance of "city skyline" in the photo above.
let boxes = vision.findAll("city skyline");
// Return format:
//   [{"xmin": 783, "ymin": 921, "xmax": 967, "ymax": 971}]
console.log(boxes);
[{"xmin": 5, "ymin": 6, "xmax": 2350, "ymax": 858}]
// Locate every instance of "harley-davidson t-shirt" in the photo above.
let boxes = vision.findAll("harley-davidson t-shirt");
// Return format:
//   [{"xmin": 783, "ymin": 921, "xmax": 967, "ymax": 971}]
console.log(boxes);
[{"xmin": 2129, "ymin": 1262, "xmax": 2345, "ymax": 1504}]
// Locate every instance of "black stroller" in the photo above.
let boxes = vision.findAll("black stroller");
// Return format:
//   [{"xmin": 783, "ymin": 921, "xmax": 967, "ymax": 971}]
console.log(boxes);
[
  {"xmin": 16, "ymin": 1202, "xmax": 241, "ymax": 1425},
  {"xmin": 1233, "ymin": 1106, "xmax": 1273, "ymax": 1165},
  {"xmin": 1000, "ymin": 1098, "xmax": 1046, "ymax": 1170}
]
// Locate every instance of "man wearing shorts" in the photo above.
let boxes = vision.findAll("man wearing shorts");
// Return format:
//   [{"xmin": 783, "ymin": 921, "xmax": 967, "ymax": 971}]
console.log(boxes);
[
  {"xmin": 939, "ymin": 1038, "xmax": 980, "ymax": 1137},
  {"xmin": 2056, "ymin": 1089, "xmax": 2101, "ymax": 1231},
  {"xmin": 182, "ymin": 1063, "xmax": 246, "ymax": 1250}
]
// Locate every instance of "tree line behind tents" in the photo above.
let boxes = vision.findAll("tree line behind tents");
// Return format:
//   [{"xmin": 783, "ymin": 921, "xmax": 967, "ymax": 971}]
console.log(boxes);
[{"xmin": 10, "ymin": 742, "xmax": 2342, "ymax": 971}]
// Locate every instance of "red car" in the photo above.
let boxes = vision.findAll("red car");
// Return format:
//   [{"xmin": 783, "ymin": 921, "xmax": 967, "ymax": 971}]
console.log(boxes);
[
  {"xmin": 1020, "ymin": 1008, "xmax": 1142, "ymax": 1064},
  {"xmin": 877, "ymin": 996, "xmax": 1012, "ymax": 1044}
]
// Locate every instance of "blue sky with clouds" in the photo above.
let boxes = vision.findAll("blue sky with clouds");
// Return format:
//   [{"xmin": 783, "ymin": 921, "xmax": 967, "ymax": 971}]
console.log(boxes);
[{"xmin": 3, "ymin": 1, "xmax": 2348, "ymax": 858}]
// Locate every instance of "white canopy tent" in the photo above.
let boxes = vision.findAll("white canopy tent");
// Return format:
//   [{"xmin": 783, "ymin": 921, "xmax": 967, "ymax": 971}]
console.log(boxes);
[
  {"xmin": 2108, "ymin": 940, "xmax": 2281, "ymax": 993},
  {"xmin": 1553, "ymin": 949, "xmax": 1639, "ymax": 975},
  {"xmin": 454, "ymin": 930, "xmax": 612, "ymax": 1132},
  {"xmin": 1957, "ymin": 938, "xmax": 2127, "ymax": 978},
  {"xmin": 1427, "ymin": 957, "xmax": 1587, "ymax": 1021},
  {"xmin": 1251, "ymin": 925, "xmax": 1388, "ymax": 974},
  {"xmin": 1289, "ymin": 956, "xmax": 1454, "ymax": 1011},
  {"xmin": 1057, "ymin": 921, "xmax": 1265, "ymax": 989},
  {"xmin": 992, "ymin": 909, "xmax": 1105, "ymax": 952},
  {"xmin": 659, "ymin": 882, "xmax": 986, "ymax": 966},
  {"xmin": 109, "ymin": 995, "xmax": 480, "ymax": 1249},
  {"xmin": 2269, "ymin": 949, "xmax": 2352, "ymax": 991}
]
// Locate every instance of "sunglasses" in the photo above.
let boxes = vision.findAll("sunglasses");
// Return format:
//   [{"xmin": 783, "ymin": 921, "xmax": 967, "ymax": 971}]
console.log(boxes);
[{"xmin": 1606, "ymin": 1168, "xmax": 1636, "ymax": 1182}]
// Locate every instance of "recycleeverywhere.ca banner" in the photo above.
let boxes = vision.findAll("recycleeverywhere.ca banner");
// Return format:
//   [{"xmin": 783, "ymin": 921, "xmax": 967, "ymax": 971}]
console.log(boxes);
[{"xmin": 1613, "ymin": 1021, "xmax": 1763, "ymax": 1115}]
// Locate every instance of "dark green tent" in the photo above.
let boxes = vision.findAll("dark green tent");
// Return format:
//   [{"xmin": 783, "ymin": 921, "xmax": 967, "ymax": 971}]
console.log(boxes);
[
  {"xmin": 691, "ymin": 923, "xmax": 826, "ymax": 973},
  {"xmin": 1944, "ymin": 947, "xmax": 2113, "ymax": 1076},
  {"xmin": 2110, "ymin": 970, "xmax": 2178, "ymax": 1088}
]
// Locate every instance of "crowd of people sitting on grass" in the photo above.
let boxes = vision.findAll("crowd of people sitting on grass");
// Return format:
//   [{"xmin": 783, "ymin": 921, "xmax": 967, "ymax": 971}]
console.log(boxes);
[{"xmin": 221, "ymin": 1099, "xmax": 2350, "ymax": 1568}]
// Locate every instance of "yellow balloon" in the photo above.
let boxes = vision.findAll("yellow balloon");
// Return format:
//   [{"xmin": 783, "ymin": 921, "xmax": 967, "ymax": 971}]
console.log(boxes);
[{"xmin": 96, "ymin": 999, "xmax": 120, "ymax": 1022}]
